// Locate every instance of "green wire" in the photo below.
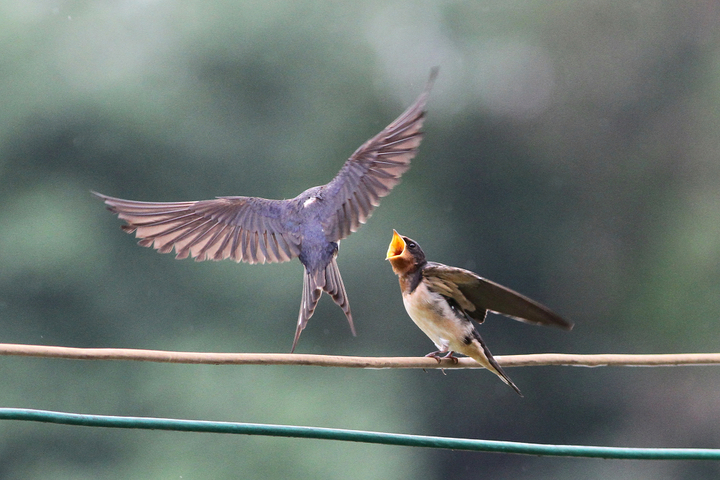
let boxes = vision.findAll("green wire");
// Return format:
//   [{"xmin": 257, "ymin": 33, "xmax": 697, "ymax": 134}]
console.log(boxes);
[{"xmin": 1, "ymin": 408, "xmax": 718, "ymax": 460}]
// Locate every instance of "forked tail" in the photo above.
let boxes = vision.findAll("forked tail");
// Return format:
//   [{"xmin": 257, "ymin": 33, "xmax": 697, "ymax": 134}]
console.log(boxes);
[
  {"xmin": 291, "ymin": 257, "xmax": 355, "ymax": 352},
  {"xmin": 468, "ymin": 330, "xmax": 522, "ymax": 396}
]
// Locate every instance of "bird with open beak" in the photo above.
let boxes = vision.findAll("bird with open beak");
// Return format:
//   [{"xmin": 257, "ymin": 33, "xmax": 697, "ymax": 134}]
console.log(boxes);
[
  {"xmin": 94, "ymin": 69, "xmax": 438, "ymax": 352},
  {"xmin": 386, "ymin": 230, "xmax": 573, "ymax": 395}
]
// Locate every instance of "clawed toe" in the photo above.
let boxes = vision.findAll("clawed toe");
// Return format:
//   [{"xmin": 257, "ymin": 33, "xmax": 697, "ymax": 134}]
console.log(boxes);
[
  {"xmin": 441, "ymin": 351, "xmax": 459, "ymax": 364},
  {"xmin": 425, "ymin": 350, "xmax": 458, "ymax": 364},
  {"xmin": 424, "ymin": 350, "xmax": 443, "ymax": 363}
]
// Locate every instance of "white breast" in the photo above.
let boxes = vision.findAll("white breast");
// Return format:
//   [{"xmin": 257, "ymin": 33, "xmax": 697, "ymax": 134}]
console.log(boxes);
[{"xmin": 402, "ymin": 282, "xmax": 472, "ymax": 353}]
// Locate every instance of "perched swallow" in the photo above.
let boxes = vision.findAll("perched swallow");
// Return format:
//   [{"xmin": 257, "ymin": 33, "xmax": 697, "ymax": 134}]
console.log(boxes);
[
  {"xmin": 386, "ymin": 230, "xmax": 572, "ymax": 395},
  {"xmin": 94, "ymin": 69, "xmax": 438, "ymax": 351}
]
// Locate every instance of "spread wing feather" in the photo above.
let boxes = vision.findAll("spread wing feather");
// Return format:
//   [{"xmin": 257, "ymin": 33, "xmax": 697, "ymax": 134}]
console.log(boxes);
[
  {"xmin": 322, "ymin": 68, "xmax": 438, "ymax": 242},
  {"xmin": 94, "ymin": 193, "xmax": 301, "ymax": 264}
]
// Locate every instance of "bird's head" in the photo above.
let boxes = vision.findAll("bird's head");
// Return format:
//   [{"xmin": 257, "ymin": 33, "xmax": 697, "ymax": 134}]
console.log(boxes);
[{"xmin": 386, "ymin": 230, "xmax": 426, "ymax": 275}]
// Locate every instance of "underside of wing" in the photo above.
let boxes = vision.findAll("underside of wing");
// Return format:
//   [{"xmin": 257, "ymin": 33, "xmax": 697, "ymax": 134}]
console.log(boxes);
[
  {"xmin": 322, "ymin": 68, "xmax": 439, "ymax": 241},
  {"xmin": 424, "ymin": 263, "xmax": 573, "ymax": 330},
  {"xmin": 94, "ymin": 192, "xmax": 301, "ymax": 264}
]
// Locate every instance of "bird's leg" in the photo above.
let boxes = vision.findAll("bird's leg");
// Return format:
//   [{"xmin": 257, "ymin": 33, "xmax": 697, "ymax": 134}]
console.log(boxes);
[
  {"xmin": 425, "ymin": 349, "xmax": 457, "ymax": 375},
  {"xmin": 424, "ymin": 350, "xmax": 444, "ymax": 363},
  {"xmin": 440, "ymin": 351, "xmax": 459, "ymax": 364},
  {"xmin": 425, "ymin": 350, "xmax": 459, "ymax": 364}
]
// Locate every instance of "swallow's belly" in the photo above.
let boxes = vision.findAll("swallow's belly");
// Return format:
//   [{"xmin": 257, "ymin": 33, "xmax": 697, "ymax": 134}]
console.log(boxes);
[{"xmin": 402, "ymin": 283, "xmax": 470, "ymax": 352}]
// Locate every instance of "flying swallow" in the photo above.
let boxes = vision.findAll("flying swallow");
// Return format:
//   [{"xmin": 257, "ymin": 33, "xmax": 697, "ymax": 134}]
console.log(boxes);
[
  {"xmin": 386, "ymin": 230, "xmax": 572, "ymax": 395},
  {"xmin": 94, "ymin": 69, "xmax": 438, "ymax": 352}
]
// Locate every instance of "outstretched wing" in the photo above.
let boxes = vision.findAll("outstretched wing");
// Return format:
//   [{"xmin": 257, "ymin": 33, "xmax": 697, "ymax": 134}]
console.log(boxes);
[
  {"xmin": 94, "ymin": 192, "xmax": 301, "ymax": 264},
  {"xmin": 321, "ymin": 68, "xmax": 438, "ymax": 242},
  {"xmin": 423, "ymin": 263, "xmax": 573, "ymax": 330}
]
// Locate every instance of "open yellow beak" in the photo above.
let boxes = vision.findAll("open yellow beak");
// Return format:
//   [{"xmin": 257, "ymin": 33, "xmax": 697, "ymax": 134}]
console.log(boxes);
[{"xmin": 386, "ymin": 229, "xmax": 406, "ymax": 260}]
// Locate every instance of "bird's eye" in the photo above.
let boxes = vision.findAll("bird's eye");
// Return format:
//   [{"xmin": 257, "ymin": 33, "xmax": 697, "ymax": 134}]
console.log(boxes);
[{"xmin": 407, "ymin": 241, "xmax": 416, "ymax": 249}]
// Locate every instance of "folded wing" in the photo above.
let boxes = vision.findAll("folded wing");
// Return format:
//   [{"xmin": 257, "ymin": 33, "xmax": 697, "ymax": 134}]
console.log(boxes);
[
  {"xmin": 94, "ymin": 193, "xmax": 301, "ymax": 264},
  {"xmin": 423, "ymin": 263, "xmax": 573, "ymax": 330}
]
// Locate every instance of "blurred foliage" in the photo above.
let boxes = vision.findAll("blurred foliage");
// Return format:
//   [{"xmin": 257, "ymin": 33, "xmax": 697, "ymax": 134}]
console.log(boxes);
[{"xmin": 2, "ymin": 0, "xmax": 720, "ymax": 478}]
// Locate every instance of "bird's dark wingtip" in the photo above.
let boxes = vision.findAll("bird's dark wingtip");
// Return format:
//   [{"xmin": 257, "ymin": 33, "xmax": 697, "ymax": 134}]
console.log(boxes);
[
  {"xmin": 420, "ymin": 67, "xmax": 439, "ymax": 97},
  {"xmin": 427, "ymin": 66, "xmax": 440, "ymax": 86},
  {"xmin": 556, "ymin": 317, "xmax": 574, "ymax": 331}
]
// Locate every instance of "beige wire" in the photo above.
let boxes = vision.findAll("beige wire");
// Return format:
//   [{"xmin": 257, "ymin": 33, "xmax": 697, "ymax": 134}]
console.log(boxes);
[{"xmin": 2, "ymin": 343, "xmax": 720, "ymax": 368}]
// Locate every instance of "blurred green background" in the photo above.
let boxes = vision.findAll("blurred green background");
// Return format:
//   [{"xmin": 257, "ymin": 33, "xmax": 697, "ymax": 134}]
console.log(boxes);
[{"xmin": 2, "ymin": 0, "xmax": 720, "ymax": 478}]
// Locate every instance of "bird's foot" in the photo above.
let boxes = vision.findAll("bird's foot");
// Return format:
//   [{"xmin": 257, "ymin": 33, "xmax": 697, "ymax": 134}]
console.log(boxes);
[
  {"xmin": 440, "ymin": 351, "xmax": 459, "ymax": 364},
  {"xmin": 424, "ymin": 350, "xmax": 458, "ymax": 365},
  {"xmin": 424, "ymin": 351, "xmax": 444, "ymax": 363}
]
